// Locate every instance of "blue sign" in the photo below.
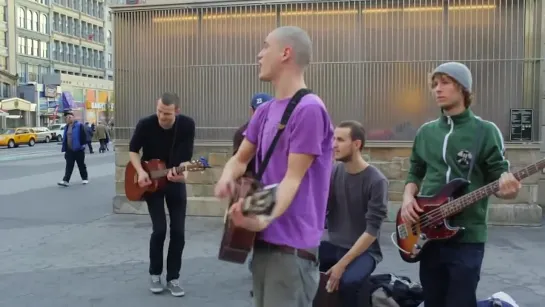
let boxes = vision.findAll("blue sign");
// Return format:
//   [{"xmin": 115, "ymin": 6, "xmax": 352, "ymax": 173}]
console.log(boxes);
[{"xmin": 60, "ymin": 91, "xmax": 75, "ymax": 111}]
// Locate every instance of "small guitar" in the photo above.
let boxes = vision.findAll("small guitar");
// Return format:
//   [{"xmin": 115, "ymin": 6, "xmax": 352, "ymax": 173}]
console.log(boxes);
[
  {"xmin": 124, "ymin": 157, "xmax": 211, "ymax": 201},
  {"xmin": 393, "ymin": 158, "xmax": 545, "ymax": 263},
  {"xmin": 218, "ymin": 177, "xmax": 278, "ymax": 264}
]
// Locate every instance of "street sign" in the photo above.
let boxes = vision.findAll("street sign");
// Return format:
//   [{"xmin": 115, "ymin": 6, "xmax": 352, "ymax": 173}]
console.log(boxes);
[{"xmin": 510, "ymin": 108, "xmax": 533, "ymax": 142}]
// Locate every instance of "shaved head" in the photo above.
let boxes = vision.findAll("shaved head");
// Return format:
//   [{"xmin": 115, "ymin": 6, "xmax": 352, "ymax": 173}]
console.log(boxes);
[
  {"xmin": 257, "ymin": 26, "xmax": 313, "ymax": 82},
  {"xmin": 270, "ymin": 26, "xmax": 312, "ymax": 67}
]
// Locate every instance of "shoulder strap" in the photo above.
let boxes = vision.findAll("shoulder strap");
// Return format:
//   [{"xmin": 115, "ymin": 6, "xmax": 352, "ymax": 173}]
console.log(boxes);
[
  {"xmin": 255, "ymin": 88, "xmax": 312, "ymax": 181},
  {"xmin": 467, "ymin": 119, "xmax": 485, "ymax": 182}
]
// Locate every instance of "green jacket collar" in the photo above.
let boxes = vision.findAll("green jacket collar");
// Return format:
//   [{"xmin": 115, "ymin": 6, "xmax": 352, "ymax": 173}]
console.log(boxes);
[{"xmin": 440, "ymin": 108, "xmax": 474, "ymax": 125}]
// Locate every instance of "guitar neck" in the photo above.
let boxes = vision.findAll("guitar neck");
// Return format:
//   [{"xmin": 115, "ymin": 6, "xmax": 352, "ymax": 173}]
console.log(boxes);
[
  {"xmin": 150, "ymin": 165, "xmax": 188, "ymax": 179},
  {"xmin": 444, "ymin": 158, "xmax": 545, "ymax": 216}
]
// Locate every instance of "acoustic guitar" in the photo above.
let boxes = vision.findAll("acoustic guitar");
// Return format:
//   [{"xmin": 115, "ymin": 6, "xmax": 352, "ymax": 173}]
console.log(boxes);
[
  {"xmin": 218, "ymin": 177, "xmax": 278, "ymax": 264},
  {"xmin": 124, "ymin": 157, "xmax": 210, "ymax": 201},
  {"xmin": 393, "ymin": 158, "xmax": 545, "ymax": 263}
]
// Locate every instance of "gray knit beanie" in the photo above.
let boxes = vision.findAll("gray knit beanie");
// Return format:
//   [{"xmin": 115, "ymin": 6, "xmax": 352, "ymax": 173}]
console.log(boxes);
[{"xmin": 432, "ymin": 62, "xmax": 472, "ymax": 93}]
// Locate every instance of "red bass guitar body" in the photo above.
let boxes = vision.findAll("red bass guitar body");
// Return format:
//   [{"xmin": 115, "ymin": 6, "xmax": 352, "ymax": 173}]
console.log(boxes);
[{"xmin": 394, "ymin": 178, "xmax": 469, "ymax": 263}]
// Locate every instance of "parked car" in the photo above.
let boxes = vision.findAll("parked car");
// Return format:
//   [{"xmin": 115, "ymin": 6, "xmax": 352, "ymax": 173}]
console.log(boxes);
[
  {"xmin": 48, "ymin": 124, "xmax": 66, "ymax": 142},
  {"xmin": 0, "ymin": 127, "xmax": 38, "ymax": 148},
  {"xmin": 32, "ymin": 127, "xmax": 52, "ymax": 143}
]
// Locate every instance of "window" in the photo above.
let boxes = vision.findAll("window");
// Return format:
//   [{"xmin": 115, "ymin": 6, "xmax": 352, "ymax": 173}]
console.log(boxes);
[
  {"xmin": 0, "ymin": 6, "xmax": 6, "ymax": 22},
  {"xmin": 64, "ymin": 16, "xmax": 68, "ymax": 34},
  {"xmin": 0, "ymin": 56, "xmax": 7, "ymax": 71},
  {"xmin": 84, "ymin": 48, "xmax": 89, "ymax": 66},
  {"xmin": 82, "ymin": 22, "xmax": 87, "ymax": 38},
  {"xmin": 53, "ymin": 13, "xmax": 58, "ymax": 31},
  {"xmin": 108, "ymin": 53, "xmax": 112, "ymax": 69},
  {"xmin": 75, "ymin": 46, "xmax": 80, "ymax": 64},
  {"xmin": 26, "ymin": 38, "xmax": 32, "ymax": 55},
  {"xmin": 0, "ymin": 32, "xmax": 5, "ymax": 48},
  {"xmin": 17, "ymin": 37, "xmax": 25, "ymax": 54},
  {"xmin": 98, "ymin": 51, "xmax": 103, "ymax": 68},
  {"xmin": 51, "ymin": 41, "xmax": 57, "ymax": 60},
  {"xmin": 40, "ymin": 41, "xmax": 48, "ymax": 58},
  {"xmin": 26, "ymin": 10, "xmax": 32, "ymax": 29},
  {"xmin": 33, "ymin": 12, "xmax": 38, "ymax": 31},
  {"xmin": 107, "ymin": 30, "xmax": 111, "ymax": 45},
  {"xmin": 18, "ymin": 8, "xmax": 25, "ymax": 28},
  {"xmin": 32, "ymin": 40, "xmax": 38, "ymax": 56},
  {"xmin": 67, "ymin": 44, "xmax": 73, "ymax": 63},
  {"xmin": 40, "ymin": 14, "xmax": 47, "ymax": 34},
  {"xmin": 59, "ymin": 42, "xmax": 63, "ymax": 61},
  {"xmin": 73, "ymin": 46, "xmax": 76, "ymax": 64},
  {"xmin": 108, "ymin": 11, "xmax": 111, "ymax": 21}
]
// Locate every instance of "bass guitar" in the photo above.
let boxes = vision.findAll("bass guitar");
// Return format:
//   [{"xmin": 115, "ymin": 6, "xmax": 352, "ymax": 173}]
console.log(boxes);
[
  {"xmin": 218, "ymin": 177, "xmax": 278, "ymax": 264},
  {"xmin": 124, "ymin": 157, "xmax": 210, "ymax": 201},
  {"xmin": 393, "ymin": 158, "xmax": 545, "ymax": 263}
]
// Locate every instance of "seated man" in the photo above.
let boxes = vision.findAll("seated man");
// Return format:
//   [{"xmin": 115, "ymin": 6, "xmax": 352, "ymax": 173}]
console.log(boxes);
[{"xmin": 320, "ymin": 120, "xmax": 389, "ymax": 307}]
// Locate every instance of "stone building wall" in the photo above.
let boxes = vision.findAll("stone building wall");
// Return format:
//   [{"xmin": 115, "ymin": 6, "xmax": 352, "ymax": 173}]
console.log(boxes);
[{"xmin": 113, "ymin": 142, "xmax": 543, "ymax": 225}]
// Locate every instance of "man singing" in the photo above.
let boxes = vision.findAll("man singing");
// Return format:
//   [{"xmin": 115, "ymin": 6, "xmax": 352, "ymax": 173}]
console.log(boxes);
[
  {"xmin": 400, "ymin": 62, "xmax": 521, "ymax": 307},
  {"xmin": 320, "ymin": 120, "xmax": 388, "ymax": 307},
  {"xmin": 215, "ymin": 26, "xmax": 334, "ymax": 307},
  {"xmin": 129, "ymin": 92, "xmax": 195, "ymax": 297}
]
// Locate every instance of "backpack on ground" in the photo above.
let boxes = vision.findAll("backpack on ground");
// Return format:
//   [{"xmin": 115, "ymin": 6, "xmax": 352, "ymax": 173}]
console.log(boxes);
[{"xmin": 369, "ymin": 274, "xmax": 424, "ymax": 307}]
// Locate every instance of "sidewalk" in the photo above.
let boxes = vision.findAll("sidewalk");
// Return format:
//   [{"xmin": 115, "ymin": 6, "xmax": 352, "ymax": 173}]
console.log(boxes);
[{"xmin": 0, "ymin": 215, "xmax": 543, "ymax": 306}]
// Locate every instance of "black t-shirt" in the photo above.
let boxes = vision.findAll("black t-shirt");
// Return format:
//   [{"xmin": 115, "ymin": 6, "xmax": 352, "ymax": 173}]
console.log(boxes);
[
  {"xmin": 129, "ymin": 114, "xmax": 195, "ymax": 168},
  {"xmin": 232, "ymin": 121, "xmax": 256, "ymax": 177}
]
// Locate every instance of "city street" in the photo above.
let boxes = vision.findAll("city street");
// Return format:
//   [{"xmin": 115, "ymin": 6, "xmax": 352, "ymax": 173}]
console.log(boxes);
[{"xmin": 0, "ymin": 145, "xmax": 544, "ymax": 307}]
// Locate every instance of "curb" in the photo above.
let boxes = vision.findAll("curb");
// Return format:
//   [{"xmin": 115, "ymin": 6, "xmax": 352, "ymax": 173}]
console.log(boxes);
[{"xmin": 113, "ymin": 196, "xmax": 543, "ymax": 227}]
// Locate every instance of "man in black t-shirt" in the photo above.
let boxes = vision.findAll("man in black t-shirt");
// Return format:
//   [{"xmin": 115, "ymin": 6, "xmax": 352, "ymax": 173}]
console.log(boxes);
[
  {"xmin": 232, "ymin": 92, "xmax": 272, "ymax": 177},
  {"xmin": 128, "ymin": 92, "xmax": 195, "ymax": 297}
]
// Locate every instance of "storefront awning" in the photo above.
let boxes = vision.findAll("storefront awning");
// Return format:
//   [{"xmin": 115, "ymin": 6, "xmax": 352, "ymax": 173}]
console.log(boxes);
[{"xmin": 0, "ymin": 98, "xmax": 36, "ymax": 112}]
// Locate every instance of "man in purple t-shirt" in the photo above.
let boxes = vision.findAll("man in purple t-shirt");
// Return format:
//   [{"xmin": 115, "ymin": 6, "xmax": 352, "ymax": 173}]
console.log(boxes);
[{"xmin": 215, "ymin": 26, "xmax": 334, "ymax": 307}]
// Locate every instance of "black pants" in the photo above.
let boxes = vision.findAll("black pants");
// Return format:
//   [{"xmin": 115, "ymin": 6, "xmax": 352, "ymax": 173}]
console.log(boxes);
[
  {"xmin": 63, "ymin": 150, "xmax": 88, "ymax": 182},
  {"xmin": 145, "ymin": 182, "xmax": 187, "ymax": 281},
  {"xmin": 87, "ymin": 141, "xmax": 93, "ymax": 153},
  {"xmin": 319, "ymin": 241, "xmax": 375, "ymax": 307},
  {"xmin": 99, "ymin": 139, "xmax": 107, "ymax": 152},
  {"xmin": 419, "ymin": 241, "xmax": 485, "ymax": 307}
]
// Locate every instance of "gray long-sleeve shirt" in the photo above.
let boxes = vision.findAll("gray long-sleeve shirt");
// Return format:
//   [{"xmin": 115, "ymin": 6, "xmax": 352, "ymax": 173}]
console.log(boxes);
[{"xmin": 326, "ymin": 162, "xmax": 389, "ymax": 263}]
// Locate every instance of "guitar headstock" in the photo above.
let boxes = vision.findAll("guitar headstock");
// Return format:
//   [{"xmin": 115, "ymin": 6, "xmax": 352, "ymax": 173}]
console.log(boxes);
[{"xmin": 186, "ymin": 157, "xmax": 211, "ymax": 171}]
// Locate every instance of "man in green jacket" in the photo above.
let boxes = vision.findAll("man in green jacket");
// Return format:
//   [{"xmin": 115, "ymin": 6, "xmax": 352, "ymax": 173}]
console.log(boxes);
[{"xmin": 400, "ymin": 62, "xmax": 522, "ymax": 307}]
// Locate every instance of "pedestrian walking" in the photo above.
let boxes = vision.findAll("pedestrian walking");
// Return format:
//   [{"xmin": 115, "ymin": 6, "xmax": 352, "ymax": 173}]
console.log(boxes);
[
  {"xmin": 95, "ymin": 122, "xmax": 108, "ymax": 153},
  {"xmin": 58, "ymin": 110, "xmax": 89, "ymax": 187},
  {"xmin": 85, "ymin": 122, "xmax": 94, "ymax": 154}
]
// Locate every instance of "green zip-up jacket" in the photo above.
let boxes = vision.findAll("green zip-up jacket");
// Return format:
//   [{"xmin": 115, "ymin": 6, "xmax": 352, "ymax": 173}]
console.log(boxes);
[{"xmin": 405, "ymin": 109, "xmax": 509, "ymax": 243}]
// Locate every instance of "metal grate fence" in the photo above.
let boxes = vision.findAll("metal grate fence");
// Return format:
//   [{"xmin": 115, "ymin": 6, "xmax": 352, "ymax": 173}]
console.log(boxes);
[{"xmin": 113, "ymin": 0, "xmax": 544, "ymax": 141}]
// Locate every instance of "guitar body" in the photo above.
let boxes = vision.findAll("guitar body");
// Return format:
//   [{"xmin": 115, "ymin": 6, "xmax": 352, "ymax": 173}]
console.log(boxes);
[
  {"xmin": 218, "ymin": 177, "xmax": 263, "ymax": 264},
  {"xmin": 125, "ymin": 159, "xmax": 168, "ymax": 201},
  {"xmin": 218, "ymin": 211, "xmax": 257, "ymax": 264},
  {"xmin": 395, "ymin": 178, "xmax": 469, "ymax": 263}
]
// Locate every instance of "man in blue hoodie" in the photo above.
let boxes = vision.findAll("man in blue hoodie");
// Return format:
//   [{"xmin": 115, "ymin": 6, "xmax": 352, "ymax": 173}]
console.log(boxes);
[{"xmin": 58, "ymin": 110, "xmax": 89, "ymax": 187}]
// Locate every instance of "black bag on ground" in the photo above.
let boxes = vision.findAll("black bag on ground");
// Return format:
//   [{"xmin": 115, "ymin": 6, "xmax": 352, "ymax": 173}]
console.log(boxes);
[{"xmin": 369, "ymin": 274, "xmax": 424, "ymax": 307}]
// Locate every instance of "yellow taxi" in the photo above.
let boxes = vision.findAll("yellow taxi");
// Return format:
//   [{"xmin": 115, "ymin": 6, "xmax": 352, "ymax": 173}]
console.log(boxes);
[{"xmin": 0, "ymin": 127, "xmax": 38, "ymax": 148}]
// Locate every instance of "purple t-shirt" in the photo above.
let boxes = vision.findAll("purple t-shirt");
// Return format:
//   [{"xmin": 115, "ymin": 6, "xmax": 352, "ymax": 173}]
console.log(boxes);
[{"xmin": 245, "ymin": 93, "xmax": 334, "ymax": 249}]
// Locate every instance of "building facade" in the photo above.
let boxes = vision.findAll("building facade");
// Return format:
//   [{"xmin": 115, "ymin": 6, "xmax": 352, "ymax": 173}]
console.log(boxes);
[
  {"xmin": 112, "ymin": 0, "xmax": 544, "ymax": 143},
  {"xmin": 0, "ymin": 0, "xmax": 115, "ymax": 126}
]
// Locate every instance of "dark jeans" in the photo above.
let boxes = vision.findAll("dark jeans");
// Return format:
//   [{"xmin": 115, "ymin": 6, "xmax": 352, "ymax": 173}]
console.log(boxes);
[
  {"xmin": 319, "ymin": 241, "xmax": 376, "ymax": 307},
  {"xmin": 98, "ymin": 139, "xmax": 107, "ymax": 152},
  {"xmin": 63, "ymin": 150, "xmax": 88, "ymax": 182},
  {"xmin": 145, "ymin": 182, "xmax": 187, "ymax": 282},
  {"xmin": 87, "ymin": 141, "xmax": 93, "ymax": 153},
  {"xmin": 419, "ymin": 241, "xmax": 485, "ymax": 307}
]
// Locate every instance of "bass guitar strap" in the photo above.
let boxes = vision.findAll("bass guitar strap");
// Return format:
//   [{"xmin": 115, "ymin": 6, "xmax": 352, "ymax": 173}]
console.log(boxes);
[
  {"xmin": 255, "ymin": 88, "xmax": 312, "ymax": 181},
  {"xmin": 466, "ymin": 119, "xmax": 485, "ymax": 182}
]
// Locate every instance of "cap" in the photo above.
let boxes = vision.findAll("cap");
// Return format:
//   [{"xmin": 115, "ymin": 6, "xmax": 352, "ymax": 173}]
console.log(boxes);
[
  {"xmin": 250, "ymin": 93, "xmax": 272, "ymax": 110},
  {"xmin": 432, "ymin": 62, "xmax": 473, "ymax": 93}
]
